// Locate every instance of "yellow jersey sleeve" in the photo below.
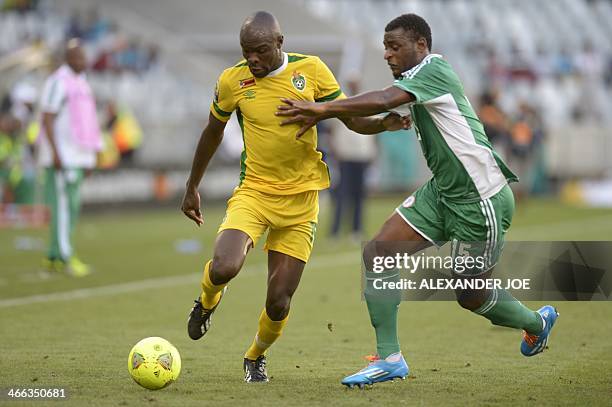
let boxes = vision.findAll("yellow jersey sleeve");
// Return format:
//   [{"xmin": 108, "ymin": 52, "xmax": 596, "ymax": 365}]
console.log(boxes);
[
  {"xmin": 210, "ymin": 71, "xmax": 236, "ymax": 122},
  {"xmin": 314, "ymin": 57, "xmax": 345, "ymax": 102}
]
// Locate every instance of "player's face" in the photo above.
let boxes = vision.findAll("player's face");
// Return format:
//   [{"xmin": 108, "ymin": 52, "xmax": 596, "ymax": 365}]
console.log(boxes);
[
  {"xmin": 67, "ymin": 47, "xmax": 87, "ymax": 73},
  {"xmin": 240, "ymin": 35, "xmax": 282, "ymax": 78},
  {"xmin": 383, "ymin": 28, "xmax": 422, "ymax": 79}
]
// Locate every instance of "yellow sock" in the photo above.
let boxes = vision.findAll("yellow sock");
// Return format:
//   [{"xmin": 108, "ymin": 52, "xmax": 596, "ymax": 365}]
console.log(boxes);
[
  {"xmin": 244, "ymin": 309, "xmax": 288, "ymax": 360},
  {"xmin": 200, "ymin": 260, "xmax": 226, "ymax": 309}
]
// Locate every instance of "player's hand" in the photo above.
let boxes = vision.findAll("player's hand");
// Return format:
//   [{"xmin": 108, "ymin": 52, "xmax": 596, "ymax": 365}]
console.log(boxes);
[
  {"xmin": 181, "ymin": 187, "xmax": 204, "ymax": 226},
  {"xmin": 276, "ymin": 98, "xmax": 326, "ymax": 138},
  {"xmin": 52, "ymin": 150, "xmax": 63, "ymax": 170},
  {"xmin": 382, "ymin": 113, "xmax": 412, "ymax": 131}
]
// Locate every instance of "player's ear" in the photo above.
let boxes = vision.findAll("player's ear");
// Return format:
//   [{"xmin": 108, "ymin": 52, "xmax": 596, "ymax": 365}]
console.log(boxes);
[
  {"xmin": 277, "ymin": 34, "xmax": 284, "ymax": 49},
  {"xmin": 416, "ymin": 37, "xmax": 428, "ymax": 52}
]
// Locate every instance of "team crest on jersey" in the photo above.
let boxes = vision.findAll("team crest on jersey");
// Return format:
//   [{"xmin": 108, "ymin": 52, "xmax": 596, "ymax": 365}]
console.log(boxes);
[
  {"xmin": 402, "ymin": 196, "xmax": 415, "ymax": 208},
  {"xmin": 291, "ymin": 71, "xmax": 306, "ymax": 91},
  {"xmin": 239, "ymin": 77, "xmax": 256, "ymax": 89}
]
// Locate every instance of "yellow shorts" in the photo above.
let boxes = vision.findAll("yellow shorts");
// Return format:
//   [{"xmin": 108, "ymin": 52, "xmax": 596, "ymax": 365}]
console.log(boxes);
[{"xmin": 218, "ymin": 187, "xmax": 319, "ymax": 262}]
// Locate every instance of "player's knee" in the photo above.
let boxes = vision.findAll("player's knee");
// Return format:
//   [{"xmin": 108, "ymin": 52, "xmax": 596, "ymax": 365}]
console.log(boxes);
[
  {"xmin": 265, "ymin": 295, "xmax": 291, "ymax": 321},
  {"xmin": 210, "ymin": 256, "xmax": 241, "ymax": 284},
  {"xmin": 362, "ymin": 240, "xmax": 378, "ymax": 271}
]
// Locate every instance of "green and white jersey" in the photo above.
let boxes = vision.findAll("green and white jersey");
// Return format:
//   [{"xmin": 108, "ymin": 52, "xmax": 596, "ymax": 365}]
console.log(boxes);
[{"xmin": 391, "ymin": 54, "xmax": 517, "ymax": 203}]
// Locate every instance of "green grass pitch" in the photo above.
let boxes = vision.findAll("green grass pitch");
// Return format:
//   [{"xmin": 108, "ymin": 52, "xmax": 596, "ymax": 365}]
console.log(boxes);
[{"xmin": 1, "ymin": 196, "xmax": 611, "ymax": 406}]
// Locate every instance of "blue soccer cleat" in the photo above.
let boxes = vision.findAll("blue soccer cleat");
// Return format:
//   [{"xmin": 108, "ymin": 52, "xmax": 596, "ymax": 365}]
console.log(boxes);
[
  {"xmin": 341, "ymin": 352, "xmax": 409, "ymax": 388},
  {"xmin": 521, "ymin": 305, "xmax": 559, "ymax": 357}
]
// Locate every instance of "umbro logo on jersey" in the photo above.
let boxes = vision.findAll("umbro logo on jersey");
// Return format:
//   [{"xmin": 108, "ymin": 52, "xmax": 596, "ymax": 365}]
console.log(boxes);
[
  {"xmin": 239, "ymin": 78, "xmax": 256, "ymax": 89},
  {"xmin": 291, "ymin": 71, "xmax": 306, "ymax": 91}
]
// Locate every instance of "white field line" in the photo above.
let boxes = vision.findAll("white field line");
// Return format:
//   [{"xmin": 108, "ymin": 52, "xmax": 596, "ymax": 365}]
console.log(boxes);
[
  {"xmin": 509, "ymin": 214, "xmax": 612, "ymax": 236},
  {"xmin": 3, "ymin": 212, "xmax": 612, "ymax": 309},
  {"xmin": 0, "ymin": 251, "xmax": 361, "ymax": 308}
]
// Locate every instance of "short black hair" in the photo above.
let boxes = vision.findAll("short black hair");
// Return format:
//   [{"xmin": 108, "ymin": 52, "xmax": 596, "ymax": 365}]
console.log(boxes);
[{"xmin": 385, "ymin": 13, "xmax": 432, "ymax": 51}]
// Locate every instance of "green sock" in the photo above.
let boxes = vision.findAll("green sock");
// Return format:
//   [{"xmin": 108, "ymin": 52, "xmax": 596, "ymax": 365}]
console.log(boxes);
[
  {"xmin": 365, "ymin": 271, "xmax": 401, "ymax": 359},
  {"xmin": 474, "ymin": 289, "xmax": 543, "ymax": 334}
]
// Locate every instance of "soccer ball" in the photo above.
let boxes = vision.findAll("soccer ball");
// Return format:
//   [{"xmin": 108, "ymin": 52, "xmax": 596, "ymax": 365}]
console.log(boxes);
[{"xmin": 127, "ymin": 337, "xmax": 181, "ymax": 390}]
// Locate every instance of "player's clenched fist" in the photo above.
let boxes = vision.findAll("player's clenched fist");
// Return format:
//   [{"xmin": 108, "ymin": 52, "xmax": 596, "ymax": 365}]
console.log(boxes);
[{"xmin": 181, "ymin": 187, "xmax": 204, "ymax": 226}]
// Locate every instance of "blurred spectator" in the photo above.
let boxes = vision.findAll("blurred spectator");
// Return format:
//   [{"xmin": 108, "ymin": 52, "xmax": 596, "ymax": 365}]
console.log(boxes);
[
  {"xmin": 144, "ymin": 44, "xmax": 160, "ymax": 71},
  {"xmin": 1, "ymin": 0, "xmax": 38, "ymax": 13},
  {"xmin": 115, "ymin": 39, "xmax": 147, "ymax": 73},
  {"xmin": 9, "ymin": 81, "xmax": 38, "ymax": 203},
  {"xmin": 61, "ymin": 10, "xmax": 154, "ymax": 75},
  {"xmin": 507, "ymin": 41, "xmax": 537, "ymax": 83},
  {"xmin": 82, "ymin": 8, "xmax": 109, "ymax": 42},
  {"xmin": 39, "ymin": 39, "xmax": 102, "ymax": 277},
  {"xmin": 66, "ymin": 7, "xmax": 109, "ymax": 43},
  {"xmin": 605, "ymin": 54, "xmax": 612, "ymax": 88},
  {"xmin": 103, "ymin": 100, "xmax": 142, "ymax": 166},
  {"xmin": 507, "ymin": 101, "xmax": 545, "ymax": 202},
  {"xmin": 478, "ymin": 89, "xmax": 510, "ymax": 157},
  {"xmin": 533, "ymin": 45, "xmax": 555, "ymax": 80},
  {"xmin": 10, "ymin": 81, "xmax": 37, "ymax": 126},
  {"xmin": 329, "ymin": 79, "xmax": 376, "ymax": 241},
  {"xmin": 554, "ymin": 47, "xmax": 575, "ymax": 78},
  {"xmin": 0, "ymin": 112, "xmax": 21, "ymax": 202},
  {"xmin": 65, "ymin": 11, "xmax": 84, "ymax": 40},
  {"xmin": 573, "ymin": 40, "xmax": 606, "ymax": 122},
  {"xmin": 484, "ymin": 48, "xmax": 506, "ymax": 88}
]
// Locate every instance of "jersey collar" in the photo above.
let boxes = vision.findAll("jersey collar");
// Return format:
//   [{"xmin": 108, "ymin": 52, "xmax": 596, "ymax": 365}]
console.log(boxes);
[
  {"xmin": 400, "ymin": 53, "xmax": 442, "ymax": 78},
  {"xmin": 266, "ymin": 52, "xmax": 288, "ymax": 77},
  {"xmin": 59, "ymin": 64, "xmax": 86, "ymax": 79}
]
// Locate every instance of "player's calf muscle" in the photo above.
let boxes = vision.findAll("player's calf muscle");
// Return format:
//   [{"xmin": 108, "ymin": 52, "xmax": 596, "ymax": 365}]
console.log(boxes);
[{"xmin": 455, "ymin": 288, "xmax": 489, "ymax": 310}]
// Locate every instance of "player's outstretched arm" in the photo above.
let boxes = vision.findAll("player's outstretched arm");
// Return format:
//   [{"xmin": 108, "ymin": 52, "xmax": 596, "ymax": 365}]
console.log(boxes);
[
  {"xmin": 276, "ymin": 86, "xmax": 414, "ymax": 137},
  {"xmin": 181, "ymin": 113, "xmax": 227, "ymax": 226},
  {"xmin": 340, "ymin": 113, "xmax": 412, "ymax": 135}
]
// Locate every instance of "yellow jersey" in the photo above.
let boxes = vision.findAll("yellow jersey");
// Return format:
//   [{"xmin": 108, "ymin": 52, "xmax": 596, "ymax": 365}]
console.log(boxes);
[{"xmin": 210, "ymin": 52, "xmax": 344, "ymax": 195}]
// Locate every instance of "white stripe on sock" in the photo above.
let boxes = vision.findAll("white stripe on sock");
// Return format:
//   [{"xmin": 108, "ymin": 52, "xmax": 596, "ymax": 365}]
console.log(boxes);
[
  {"xmin": 477, "ymin": 288, "xmax": 498, "ymax": 315},
  {"xmin": 55, "ymin": 171, "xmax": 72, "ymax": 260},
  {"xmin": 486, "ymin": 199, "xmax": 498, "ymax": 266}
]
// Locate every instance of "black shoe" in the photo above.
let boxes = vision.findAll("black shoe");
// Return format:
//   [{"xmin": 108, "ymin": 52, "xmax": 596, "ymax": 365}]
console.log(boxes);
[
  {"xmin": 244, "ymin": 355, "xmax": 269, "ymax": 383},
  {"xmin": 187, "ymin": 287, "xmax": 226, "ymax": 340}
]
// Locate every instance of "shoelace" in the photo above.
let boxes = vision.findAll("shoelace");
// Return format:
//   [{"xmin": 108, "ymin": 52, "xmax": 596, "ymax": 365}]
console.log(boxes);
[
  {"xmin": 192, "ymin": 300, "xmax": 206, "ymax": 315},
  {"xmin": 193, "ymin": 299, "xmax": 214, "ymax": 314},
  {"xmin": 522, "ymin": 330, "xmax": 539, "ymax": 347}
]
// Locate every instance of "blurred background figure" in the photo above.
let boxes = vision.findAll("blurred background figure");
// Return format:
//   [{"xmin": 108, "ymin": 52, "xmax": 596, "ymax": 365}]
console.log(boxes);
[
  {"xmin": 328, "ymin": 78, "xmax": 376, "ymax": 242},
  {"xmin": 573, "ymin": 40, "xmax": 606, "ymax": 123},
  {"xmin": 478, "ymin": 89, "xmax": 510, "ymax": 158},
  {"xmin": 0, "ymin": 80, "xmax": 38, "ymax": 207},
  {"xmin": 102, "ymin": 100, "xmax": 142, "ymax": 167},
  {"xmin": 507, "ymin": 101, "xmax": 546, "ymax": 202},
  {"xmin": 0, "ymin": 112, "xmax": 21, "ymax": 202},
  {"xmin": 8, "ymin": 81, "xmax": 38, "ymax": 204},
  {"xmin": 39, "ymin": 39, "xmax": 102, "ymax": 277}
]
